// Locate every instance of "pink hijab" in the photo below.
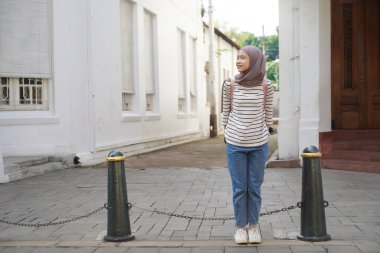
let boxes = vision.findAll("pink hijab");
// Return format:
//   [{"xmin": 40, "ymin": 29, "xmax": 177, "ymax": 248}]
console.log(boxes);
[{"xmin": 234, "ymin": 46, "xmax": 266, "ymax": 87}]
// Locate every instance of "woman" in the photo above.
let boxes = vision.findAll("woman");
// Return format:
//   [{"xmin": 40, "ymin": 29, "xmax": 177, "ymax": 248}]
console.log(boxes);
[{"xmin": 221, "ymin": 46, "xmax": 274, "ymax": 244}]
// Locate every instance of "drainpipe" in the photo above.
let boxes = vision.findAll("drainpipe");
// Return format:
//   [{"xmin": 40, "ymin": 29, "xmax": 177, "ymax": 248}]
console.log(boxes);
[
  {"xmin": 87, "ymin": 0, "xmax": 96, "ymax": 155},
  {"xmin": 208, "ymin": 0, "xmax": 217, "ymax": 137}
]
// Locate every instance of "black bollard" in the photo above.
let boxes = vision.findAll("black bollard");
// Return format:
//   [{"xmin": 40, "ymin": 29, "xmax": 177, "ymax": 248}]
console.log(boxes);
[
  {"xmin": 104, "ymin": 150, "xmax": 135, "ymax": 242},
  {"xmin": 297, "ymin": 146, "xmax": 331, "ymax": 242}
]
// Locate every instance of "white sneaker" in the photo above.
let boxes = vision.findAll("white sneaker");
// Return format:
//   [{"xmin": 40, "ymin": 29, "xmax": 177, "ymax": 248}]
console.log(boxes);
[
  {"xmin": 233, "ymin": 228, "xmax": 248, "ymax": 244},
  {"xmin": 248, "ymin": 227, "xmax": 262, "ymax": 244}
]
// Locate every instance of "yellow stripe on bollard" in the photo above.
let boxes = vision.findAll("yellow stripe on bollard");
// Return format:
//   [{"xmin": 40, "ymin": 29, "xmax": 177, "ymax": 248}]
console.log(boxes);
[
  {"xmin": 106, "ymin": 156, "xmax": 125, "ymax": 162},
  {"xmin": 301, "ymin": 152, "xmax": 321, "ymax": 158}
]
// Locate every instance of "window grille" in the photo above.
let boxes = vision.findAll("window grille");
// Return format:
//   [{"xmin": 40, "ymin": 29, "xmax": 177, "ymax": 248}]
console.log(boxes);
[
  {"xmin": 1, "ymin": 77, "xmax": 10, "ymax": 106},
  {"xmin": 0, "ymin": 77, "xmax": 48, "ymax": 111}
]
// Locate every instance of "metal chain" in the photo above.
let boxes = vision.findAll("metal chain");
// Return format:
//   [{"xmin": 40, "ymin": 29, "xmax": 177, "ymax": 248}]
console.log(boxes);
[
  {"xmin": 0, "ymin": 206, "xmax": 105, "ymax": 228},
  {"xmin": 0, "ymin": 203, "xmax": 299, "ymax": 227},
  {"xmin": 132, "ymin": 204, "xmax": 299, "ymax": 221},
  {"xmin": 259, "ymin": 205, "xmax": 298, "ymax": 217}
]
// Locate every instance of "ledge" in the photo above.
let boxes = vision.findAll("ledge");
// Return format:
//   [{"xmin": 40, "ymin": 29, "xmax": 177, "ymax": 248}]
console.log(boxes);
[
  {"xmin": 177, "ymin": 113, "xmax": 188, "ymax": 119},
  {"xmin": 121, "ymin": 113, "xmax": 141, "ymax": 122},
  {"xmin": 144, "ymin": 113, "xmax": 161, "ymax": 121},
  {"xmin": 0, "ymin": 116, "xmax": 60, "ymax": 125}
]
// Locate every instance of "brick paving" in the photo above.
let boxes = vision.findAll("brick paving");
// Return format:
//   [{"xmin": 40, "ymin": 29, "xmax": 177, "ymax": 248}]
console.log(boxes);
[{"xmin": 0, "ymin": 137, "xmax": 380, "ymax": 252}]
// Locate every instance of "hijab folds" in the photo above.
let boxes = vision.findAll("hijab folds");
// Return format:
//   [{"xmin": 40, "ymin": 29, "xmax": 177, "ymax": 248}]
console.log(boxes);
[{"xmin": 234, "ymin": 46, "xmax": 266, "ymax": 87}]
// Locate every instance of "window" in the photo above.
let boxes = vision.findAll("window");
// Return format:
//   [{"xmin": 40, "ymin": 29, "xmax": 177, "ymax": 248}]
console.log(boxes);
[
  {"xmin": 0, "ymin": 0, "xmax": 51, "ymax": 111},
  {"xmin": 121, "ymin": 0, "xmax": 135, "ymax": 112},
  {"xmin": 177, "ymin": 29, "xmax": 186, "ymax": 113},
  {"xmin": 143, "ymin": 9, "xmax": 157, "ymax": 112},
  {"xmin": 189, "ymin": 37, "xmax": 197, "ymax": 112},
  {"xmin": 0, "ymin": 77, "xmax": 49, "ymax": 111}
]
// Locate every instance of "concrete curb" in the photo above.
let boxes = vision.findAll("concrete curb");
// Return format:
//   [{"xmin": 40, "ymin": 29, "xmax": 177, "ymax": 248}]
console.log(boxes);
[{"xmin": 0, "ymin": 239, "xmax": 378, "ymax": 248}]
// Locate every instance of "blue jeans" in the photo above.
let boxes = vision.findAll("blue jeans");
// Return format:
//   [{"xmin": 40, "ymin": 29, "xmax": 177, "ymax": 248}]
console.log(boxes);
[{"xmin": 226, "ymin": 143, "xmax": 268, "ymax": 227}]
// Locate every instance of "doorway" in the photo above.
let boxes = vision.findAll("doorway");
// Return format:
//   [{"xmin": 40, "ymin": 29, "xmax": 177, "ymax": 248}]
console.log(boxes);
[{"xmin": 331, "ymin": 0, "xmax": 380, "ymax": 129}]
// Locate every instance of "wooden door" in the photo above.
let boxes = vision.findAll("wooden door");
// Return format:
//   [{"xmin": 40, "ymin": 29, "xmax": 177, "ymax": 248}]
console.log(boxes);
[
  {"xmin": 332, "ymin": 0, "xmax": 380, "ymax": 129},
  {"xmin": 365, "ymin": 0, "xmax": 380, "ymax": 128}
]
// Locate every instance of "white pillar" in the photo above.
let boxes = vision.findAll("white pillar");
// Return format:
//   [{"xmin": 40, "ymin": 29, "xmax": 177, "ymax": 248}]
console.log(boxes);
[
  {"xmin": 318, "ymin": 0, "xmax": 332, "ymax": 132},
  {"xmin": 298, "ymin": 0, "xmax": 322, "ymax": 154},
  {"xmin": 278, "ymin": 0, "xmax": 300, "ymax": 159},
  {"xmin": 279, "ymin": 0, "xmax": 330, "ymax": 159}
]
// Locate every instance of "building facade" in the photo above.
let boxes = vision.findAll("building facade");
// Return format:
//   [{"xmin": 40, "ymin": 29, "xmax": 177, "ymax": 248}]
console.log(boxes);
[{"xmin": 0, "ymin": 0, "xmax": 239, "ymax": 182}]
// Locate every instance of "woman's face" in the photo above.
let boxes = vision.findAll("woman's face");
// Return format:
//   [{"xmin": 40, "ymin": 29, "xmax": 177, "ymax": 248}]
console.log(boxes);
[{"xmin": 236, "ymin": 50, "xmax": 250, "ymax": 73}]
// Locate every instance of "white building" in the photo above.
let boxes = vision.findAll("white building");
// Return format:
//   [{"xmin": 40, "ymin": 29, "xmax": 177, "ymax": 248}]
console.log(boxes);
[
  {"xmin": 0, "ymin": 0, "xmax": 239, "ymax": 182},
  {"xmin": 278, "ymin": 0, "xmax": 380, "ymax": 173}
]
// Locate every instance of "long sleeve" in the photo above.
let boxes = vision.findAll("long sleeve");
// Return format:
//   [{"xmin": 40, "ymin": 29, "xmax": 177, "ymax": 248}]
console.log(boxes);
[
  {"xmin": 265, "ymin": 83, "xmax": 274, "ymax": 126},
  {"xmin": 221, "ymin": 80, "xmax": 231, "ymax": 128}
]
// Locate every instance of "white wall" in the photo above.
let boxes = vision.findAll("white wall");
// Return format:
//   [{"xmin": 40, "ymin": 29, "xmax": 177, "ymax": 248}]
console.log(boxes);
[
  {"xmin": 0, "ymin": 0, "xmax": 239, "ymax": 168},
  {"xmin": 0, "ymin": 0, "xmax": 92, "ymax": 157},
  {"xmin": 0, "ymin": 0, "xmax": 206, "ymax": 163},
  {"xmin": 87, "ymin": 0, "xmax": 207, "ymax": 162}
]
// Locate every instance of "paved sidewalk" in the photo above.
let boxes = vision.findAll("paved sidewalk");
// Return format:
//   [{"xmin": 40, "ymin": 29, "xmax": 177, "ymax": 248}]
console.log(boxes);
[{"xmin": 0, "ymin": 138, "xmax": 380, "ymax": 253}]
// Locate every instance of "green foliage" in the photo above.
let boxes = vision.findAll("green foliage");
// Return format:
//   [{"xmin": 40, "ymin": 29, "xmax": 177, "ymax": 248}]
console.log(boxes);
[
  {"xmin": 221, "ymin": 24, "xmax": 279, "ymax": 62},
  {"xmin": 266, "ymin": 60, "xmax": 279, "ymax": 90},
  {"xmin": 265, "ymin": 35, "xmax": 279, "ymax": 62},
  {"xmin": 242, "ymin": 34, "xmax": 278, "ymax": 62},
  {"xmin": 243, "ymin": 34, "xmax": 262, "ymax": 49}
]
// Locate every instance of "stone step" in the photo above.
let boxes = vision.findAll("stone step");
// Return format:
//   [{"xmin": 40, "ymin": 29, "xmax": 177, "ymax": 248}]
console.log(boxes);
[
  {"xmin": 323, "ymin": 150, "xmax": 380, "ymax": 162},
  {"xmin": 321, "ymin": 159, "xmax": 380, "ymax": 174},
  {"xmin": 6, "ymin": 162, "xmax": 66, "ymax": 182},
  {"xmin": 4, "ymin": 156, "xmax": 50, "ymax": 174},
  {"xmin": 3, "ymin": 154, "xmax": 75, "ymax": 182},
  {"xmin": 332, "ymin": 139, "xmax": 380, "ymax": 152},
  {"xmin": 323, "ymin": 129, "xmax": 380, "ymax": 141}
]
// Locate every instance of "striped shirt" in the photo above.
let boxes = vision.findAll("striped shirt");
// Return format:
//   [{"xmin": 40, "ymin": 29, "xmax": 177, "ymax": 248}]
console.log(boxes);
[{"xmin": 221, "ymin": 79, "xmax": 274, "ymax": 147}]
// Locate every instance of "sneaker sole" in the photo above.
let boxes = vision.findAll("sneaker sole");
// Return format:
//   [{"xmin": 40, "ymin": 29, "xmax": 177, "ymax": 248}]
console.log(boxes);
[
  {"xmin": 234, "ymin": 239, "xmax": 248, "ymax": 244},
  {"xmin": 248, "ymin": 239, "xmax": 262, "ymax": 244}
]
